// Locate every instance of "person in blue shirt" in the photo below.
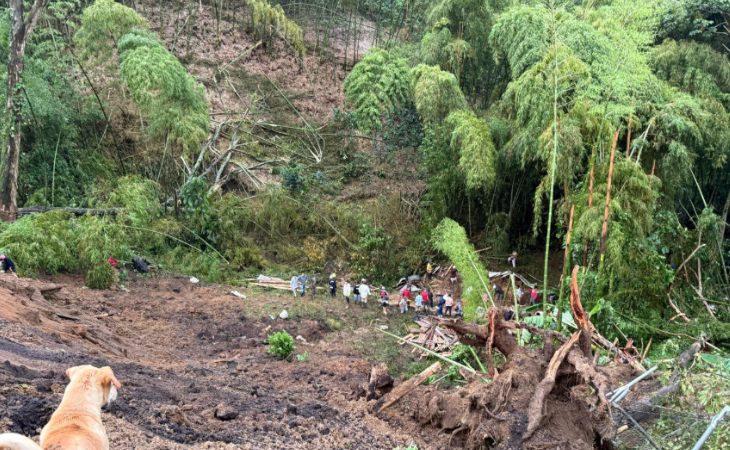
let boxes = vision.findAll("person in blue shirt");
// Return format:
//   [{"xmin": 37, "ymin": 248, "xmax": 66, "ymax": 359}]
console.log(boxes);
[{"xmin": 298, "ymin": 273, "xmax": 308, "ymax": 296}]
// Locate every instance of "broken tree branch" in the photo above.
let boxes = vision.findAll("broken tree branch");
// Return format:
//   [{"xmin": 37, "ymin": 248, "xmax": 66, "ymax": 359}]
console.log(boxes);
[
  {"xmin": 374, "ymin": 362, "xmax": 441, "ymax": 414},
  {"xmin": 667, "ymin": 293, "xmax": 691, "ymax": 323},
  {"xmin": 570, "ymin": 265, "xmax": 592, "ymax": 359}
]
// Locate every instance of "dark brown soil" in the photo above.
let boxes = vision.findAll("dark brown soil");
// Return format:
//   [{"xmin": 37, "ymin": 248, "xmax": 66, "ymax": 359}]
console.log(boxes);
[
  {"xmin": 0, "ymin": 274, "xmax": 419, "ymax": 449},
  {"xmin": 0, "ymin": 273, "xmax": 646, "ymax": 450}
]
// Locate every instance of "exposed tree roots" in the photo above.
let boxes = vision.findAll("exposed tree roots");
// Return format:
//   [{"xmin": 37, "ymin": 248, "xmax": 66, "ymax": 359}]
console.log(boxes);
[
  {"xmin": 402, "ymin": 267, "xmax": 628, "ymax": 449},
  {"xmin": 388, "ymin": 266, "xmax": 705, "ymax": 449}
]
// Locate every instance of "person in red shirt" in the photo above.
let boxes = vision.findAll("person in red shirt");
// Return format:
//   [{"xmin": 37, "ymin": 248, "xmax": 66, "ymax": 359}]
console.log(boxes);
[
  {"xmin": 530, "ymin": 287, "xmax": 539, "ymax": 305},
  {"xmin": 403, "ymin": 287, "xmax": 412, "ymax": 301},
  {"xmin": 421, "ymin": 290, "xmax": 430, "ymax": 310},
  {"xmin": 108, "ymin": 257, "xmax": 117, "ymax": 270}
]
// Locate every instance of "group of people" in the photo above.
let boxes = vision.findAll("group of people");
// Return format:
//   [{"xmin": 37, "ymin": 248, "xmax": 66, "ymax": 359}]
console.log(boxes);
[
  {"xmin": 387, "ymin": 284, "xmax": 464, "ymax": 317},
  {"xmin": 288, "ymin": 271, "xmax": 465, "ymax": 318}
]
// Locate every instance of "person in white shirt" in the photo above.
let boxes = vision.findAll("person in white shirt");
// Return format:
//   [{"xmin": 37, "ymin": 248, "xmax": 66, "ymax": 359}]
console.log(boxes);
[
  {"xmin": 359, "ymin": 279, "xmax": 371, "ymax": 306},
  {"xmin": 290, "ymin": 276, "xmax": 298, "ymax": 298},
  {"xmin": 444, "ymin": 293, "xmax": 454, "ymax": 316}
]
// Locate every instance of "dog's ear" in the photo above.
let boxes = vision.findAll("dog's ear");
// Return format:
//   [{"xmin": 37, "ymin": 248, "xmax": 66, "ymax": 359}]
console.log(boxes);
[
  {"xmin": 97, "ymin": 366, "xmax": 122, "ymax": 389},
  {"xmin": 66, "ymin": 366, "xmax": 83, "ymax": 381}
]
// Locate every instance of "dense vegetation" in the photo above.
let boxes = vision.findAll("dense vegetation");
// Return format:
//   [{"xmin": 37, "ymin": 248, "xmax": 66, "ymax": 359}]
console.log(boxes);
[{"xmin": 2, "ymin": 0, "xmax": 730, "ymax": 388}]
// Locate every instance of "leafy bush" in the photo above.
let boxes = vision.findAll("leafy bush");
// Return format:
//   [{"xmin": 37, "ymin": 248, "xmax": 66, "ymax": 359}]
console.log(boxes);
[
  {"xmin": 0, "ymin": 211, "xmax": 79, "ymax": 276},
  {"xmin": 226, "ymin": 245, "xmax": 267, "ymax": 271},
  {"xmin": 296, "ymin": 352, "xmax": 309, "ymax": 362},
  {"xmin": 266, "ymin": 330, "xmax": 295, "ymax": 359},
  {"xmin": 76, "ymin": 217, "xmax": 130, "ymax": 289},
  {"xmin": 343, "ymin": 48, "xmax": 413, "ymax": 134},
  {"xmin": 281, "ymin": 163, "xmax": 306, "ymax": 192}
]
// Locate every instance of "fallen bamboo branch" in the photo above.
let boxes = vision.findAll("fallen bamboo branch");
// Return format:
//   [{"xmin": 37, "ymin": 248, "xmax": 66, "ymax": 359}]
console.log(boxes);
[
  {"xmin": 667, "ymin": 293, "xmax": 691, "ymax": 323},
  {"xmin": 675, "ymin": 243, "xmax": 706, "ymax": 277},
  {"xmin": 376, "ymin": 328, "xmax": 477, "ymax": 374},
  {"xmin": 374, "ymin": 362, "xmax": 441, "ymax": 414},
  {"xmin": 17, "ymin": 206, "xmax": 121, "ymax": 216}
]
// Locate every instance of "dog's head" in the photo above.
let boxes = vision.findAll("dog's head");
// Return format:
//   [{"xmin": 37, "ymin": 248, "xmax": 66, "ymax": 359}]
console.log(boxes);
[{"xmin": 66, "ymin": 365, "xmax": 122, "ymax": 407}]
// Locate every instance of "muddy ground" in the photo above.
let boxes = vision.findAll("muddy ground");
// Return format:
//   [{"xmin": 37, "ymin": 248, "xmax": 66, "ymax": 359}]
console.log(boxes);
[
  {"xmin": 0, "ymin": 273, "xmax": 436, "ymax": 449},
  {"xmin": 0, "ymin": 272, "xmax": 643, "ymax": 450}
]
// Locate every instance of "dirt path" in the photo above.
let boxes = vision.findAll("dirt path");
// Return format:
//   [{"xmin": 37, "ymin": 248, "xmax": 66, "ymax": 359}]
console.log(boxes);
[{"xmin": 0, "ymin": 275, "xmax": 422, "ymax": 449}]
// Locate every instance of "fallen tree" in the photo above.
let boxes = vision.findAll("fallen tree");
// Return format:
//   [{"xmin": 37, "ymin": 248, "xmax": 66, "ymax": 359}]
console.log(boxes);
[{"xmin": 400, "ymin": 265, "xmax": 625, "ymax": 449}]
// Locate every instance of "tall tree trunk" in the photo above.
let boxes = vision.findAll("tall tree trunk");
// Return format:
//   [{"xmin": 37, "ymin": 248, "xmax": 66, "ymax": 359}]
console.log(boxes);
[
  {"xmin": 2, "ymin": 0, "xmax": 48, "ymax": 222},
  {"xmin": 599, "ymin": 128, "xmax": 621, "ymax": 272}
]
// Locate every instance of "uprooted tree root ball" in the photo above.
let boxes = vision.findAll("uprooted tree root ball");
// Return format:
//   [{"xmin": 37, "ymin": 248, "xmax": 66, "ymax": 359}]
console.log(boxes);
[
  {"xmin": 398, "ymin": 312, "xmax": 621, "ymax": 450},
  {"xmin": 386, "ymin": 267, "xmax": 640, "ymax": 450}
]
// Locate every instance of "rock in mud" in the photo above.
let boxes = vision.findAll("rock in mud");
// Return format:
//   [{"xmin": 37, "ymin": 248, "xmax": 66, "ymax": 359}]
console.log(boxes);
[{"xmin": 214, "ymin": 404, "xmax": 239, "ymax": 421}]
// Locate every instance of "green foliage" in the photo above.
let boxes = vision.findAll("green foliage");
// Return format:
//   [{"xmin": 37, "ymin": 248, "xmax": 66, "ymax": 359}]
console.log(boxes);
[
  {"xmin": 74, "ymin": 0, "xmax": 147, "ymax": 60},
  {"xmin": 344, "ymin": 48, "xmax": 413, "ymax": 134},
  {"xmin": 281, "ymin": 163, "xmax": 306, "ymax": 192},
  {"xmin": 420, "ymin": 28, "xmax": 473, "ymax": 79},
  {"xmin": 118, "ymin": 30, "xmax": 208, "ymax": 152},
  {"xmin": 77, "ymin": 217, "xmax": 126, "ymax": 289},
  {"xmin": 651, "ymin": 39, "xmax": 730, "ymax": 104},
  {"xmin": 0, "ymin": 211, "xmax": 78, "ymax": 277},
  {"xmin": 296, "ymin": 352, "xmax": 309, "ymax": 362},
  {"xmin": 352, "ymin": 222, "xmax": 394, "ymax": 280},
  {"xmin": 266, "ymin": 330, "xmax": 295, "ymax": 359},
  {"xmin": 411, "ymin": 64, "xmax": 467, "ymax": 124},
  {"xmin": 246, "ymin": 0, "xmax": 305, "ymax": 57},
  {"xmin": 573, "ymin": 160, "xmax": 660, "ymax": 275},
  {"xmin": 379, "ymin": 105, "xmax": 424, "ymax": 152},
  {"xmin": 95, "ymin": 176, "xmax": 162, "ymax": 226},
  {"xmin": 432, "ymin": 218, "xmax": 491, "ymax": 319},
  {"xmin": 440, "ymin": 343, "xmax": 483, "ymax": 383},
  {"xmin": 445, "ymin": 111, "xmax": 497, "ymax": 190},
  {"xmin": 490, "ymin": 3, "xmax": 549, "ymax": 78}
]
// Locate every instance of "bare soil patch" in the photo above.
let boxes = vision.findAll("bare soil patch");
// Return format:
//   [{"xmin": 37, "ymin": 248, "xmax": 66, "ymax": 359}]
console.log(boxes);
[{"xmin": 0, "ymin": 274, "xmax": 419, "ymax": 449}]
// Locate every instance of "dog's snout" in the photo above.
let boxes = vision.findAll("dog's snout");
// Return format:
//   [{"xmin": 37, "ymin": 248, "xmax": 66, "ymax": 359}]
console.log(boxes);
[{"xmin": 106, "ymin": 385, "xmax": 118, "ymax": 406}]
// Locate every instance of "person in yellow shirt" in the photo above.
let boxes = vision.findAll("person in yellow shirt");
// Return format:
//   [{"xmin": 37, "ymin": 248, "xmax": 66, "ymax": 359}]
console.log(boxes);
[{"xmin": 426, "ymin": 262, "xmax": 433, "ymax": 280}]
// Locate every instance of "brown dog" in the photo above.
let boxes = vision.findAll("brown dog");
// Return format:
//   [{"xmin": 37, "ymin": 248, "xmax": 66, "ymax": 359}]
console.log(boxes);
[{"xmin": 0, "ymin": 365, "xmax": 121, "ymax": 450}]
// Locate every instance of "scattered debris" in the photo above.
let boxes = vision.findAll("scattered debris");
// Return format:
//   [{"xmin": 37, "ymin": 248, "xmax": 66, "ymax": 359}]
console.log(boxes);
[
  {"xmin": 279, "ymin": 310, "xmax": 289, "ymax": 319},
  {"xmin": 401, "ymin": 317, "xmax": 459, "ymax": 356},
  {"xmin": 230, "ymin": 290, "xmax": 246, "ymax": 299},
  {"xmin": 190, "ymin": 277, "xmax": 200, "ymax": 284},
  {"xmin": 132, "ymin": 257, "xmax": 151, "ymax": 273},
  {"xmin": 251, "ymin": 275, "xmax": 323, "ymax": 291}
]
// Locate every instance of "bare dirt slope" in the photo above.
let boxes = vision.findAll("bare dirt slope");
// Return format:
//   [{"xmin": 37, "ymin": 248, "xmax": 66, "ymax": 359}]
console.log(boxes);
[{"xmin": 0, "ymin": 274, "xmax": 421, "ymax": 449}]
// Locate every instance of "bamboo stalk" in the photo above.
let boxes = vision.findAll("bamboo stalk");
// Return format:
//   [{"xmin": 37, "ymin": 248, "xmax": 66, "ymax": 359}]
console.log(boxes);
[
  {"xmin": 599, "ymin": 127, "xmax": 622, "ymax": 273},
  {"xmin": 557, "ymin": 205, "xmax": 575, "ymax": 331},
  {"xmin": 583, "ymin": 145, "xmax": 596, "ymax": 266},
  {"xmin": 626, "ymin": 100, "xmax": 634, "ymax": 157}
]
